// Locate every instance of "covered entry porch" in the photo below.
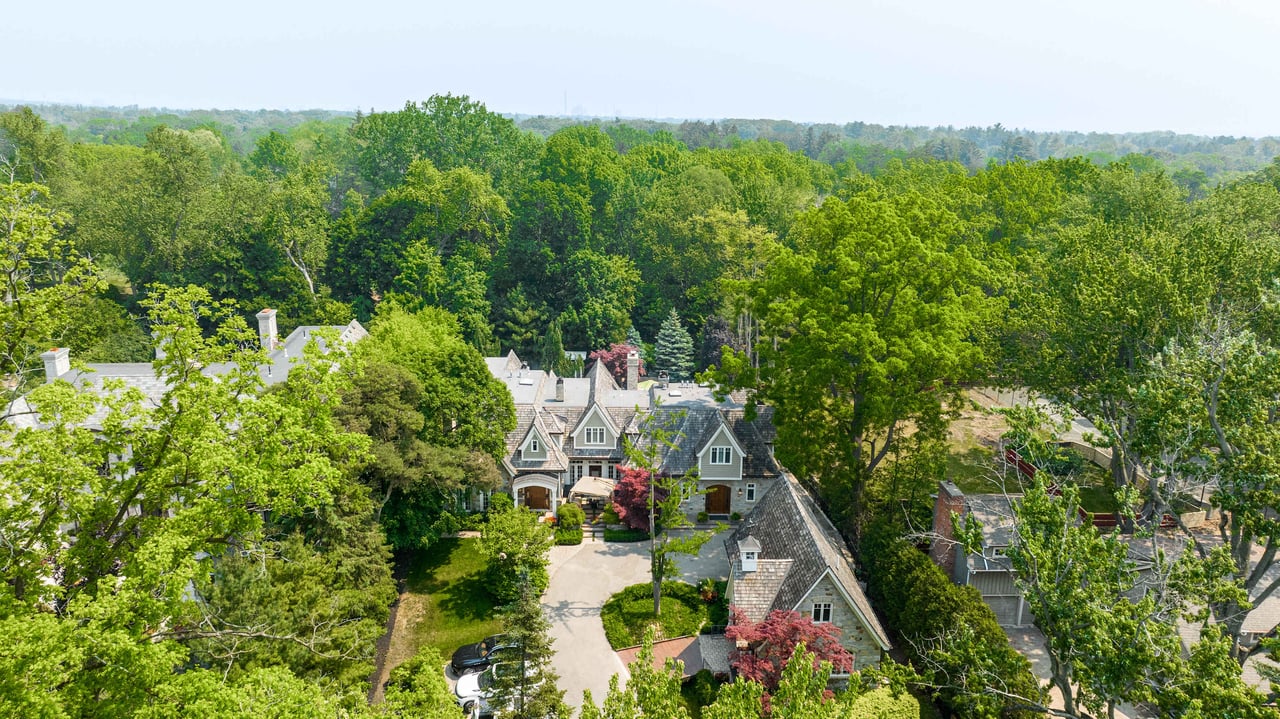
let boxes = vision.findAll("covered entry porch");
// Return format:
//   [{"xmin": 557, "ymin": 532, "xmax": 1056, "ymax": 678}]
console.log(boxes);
[{"xmin": 514, "ymin": 473, "xmax": 561, "ymax": 511}]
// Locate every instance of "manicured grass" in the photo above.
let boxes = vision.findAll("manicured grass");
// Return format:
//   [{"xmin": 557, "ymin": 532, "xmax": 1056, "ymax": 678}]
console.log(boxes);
[
  {"xmin": 601, "ymin": 582, "xmax": 709, "ymax": 649},
  {"xmin": 383, "ymin": 538, "xmax": 503, "ymax": 675},
  {"xmin": 604, "ymin": 527, "xmax": 650, "ymax": 542}
]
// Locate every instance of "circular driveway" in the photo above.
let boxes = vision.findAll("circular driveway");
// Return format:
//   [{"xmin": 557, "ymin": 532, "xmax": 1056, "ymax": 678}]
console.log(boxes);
[{"xmin": 542, "ymin": 530, "xmax": 730, "ymax": 710}]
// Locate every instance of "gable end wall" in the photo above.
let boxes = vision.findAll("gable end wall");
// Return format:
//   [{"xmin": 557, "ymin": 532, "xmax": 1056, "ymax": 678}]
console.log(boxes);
[{"xmin": 799, "ymin": 574, "xmax": 882, "ymax": 671}]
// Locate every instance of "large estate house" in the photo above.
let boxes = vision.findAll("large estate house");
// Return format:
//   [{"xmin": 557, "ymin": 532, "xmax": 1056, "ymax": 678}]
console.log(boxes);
[
  {"xmin": 483, "ymin": 351, "xmax": 781, "ymax": 519},
  {"xmin": 9, "ymin": 309, "xmax": 367, "ymax": 430}
]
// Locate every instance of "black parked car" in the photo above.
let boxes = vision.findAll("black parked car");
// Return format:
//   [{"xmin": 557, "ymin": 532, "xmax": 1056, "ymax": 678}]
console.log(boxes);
[{"xmin": 450, "ymin": 634, "xmax": 516, "ymax": 674}]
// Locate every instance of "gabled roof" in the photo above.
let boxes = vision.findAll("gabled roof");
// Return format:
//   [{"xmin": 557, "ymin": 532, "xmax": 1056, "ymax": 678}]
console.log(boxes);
[
  {"xmin": 503, "ymin": 407, "xmax": 568, "ymax": 474},
  {"xmin": 569, "ymin": 402, "xmax": 620, "ymax": 440},
  {"xmin": 727, "ymin": 474, "xmax": 891, "ymax": 650},
  {"xmin": 638, "ymin": 407, "xmax": 779, "ymax": 479},
  {"xmin": 695, "ymin": 416, "xmax": 746, "ymax": 460}
]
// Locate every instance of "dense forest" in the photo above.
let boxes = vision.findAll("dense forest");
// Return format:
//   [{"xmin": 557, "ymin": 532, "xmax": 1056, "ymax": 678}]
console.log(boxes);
[{"xmin": 7, "ymin": 94, "xmax": 1280, "ymax": 717}]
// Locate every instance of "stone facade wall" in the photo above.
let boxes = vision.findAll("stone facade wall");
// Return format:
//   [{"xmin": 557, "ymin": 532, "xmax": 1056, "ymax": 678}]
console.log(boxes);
[{"xmin": 800, "ymin": 574, "xmax": 882, "ymax": 671}]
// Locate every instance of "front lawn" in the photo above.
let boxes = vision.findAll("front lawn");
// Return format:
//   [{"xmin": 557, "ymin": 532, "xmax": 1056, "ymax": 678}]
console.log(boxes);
[
  {"xmin": 601, "ymin": 581, "xmax": 709, "ymax": 649},
  {"xmin": 383, "ymin": 538, "xmax": 504, "ymax": 675}
]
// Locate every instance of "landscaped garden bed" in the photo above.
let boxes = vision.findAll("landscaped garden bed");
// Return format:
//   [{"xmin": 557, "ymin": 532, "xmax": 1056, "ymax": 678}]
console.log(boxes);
[{"xmin": 601, "ymin": 581, "xmax": 710, "ymax": 649}]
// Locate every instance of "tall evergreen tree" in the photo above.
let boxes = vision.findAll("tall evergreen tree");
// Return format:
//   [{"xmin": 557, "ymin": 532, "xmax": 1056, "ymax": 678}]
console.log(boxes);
[
  {"xmin": 653, "ymin": 308, "xmax": 694, "ymax": 381},
  {"xmin": 539, "ymin": 318, "xmax": 571, "ymax": 376},
  {"xmin": 486, "ymin": 583, "xmax": 567, "ymax": 719}
]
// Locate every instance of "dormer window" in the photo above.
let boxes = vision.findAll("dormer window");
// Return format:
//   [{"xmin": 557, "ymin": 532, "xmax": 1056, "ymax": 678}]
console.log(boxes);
[
  {"xmin": 530, "ymin": 438, "xmax": 540, "ymax": 453},
  {"xmin": 585, "ymin": 427, "xmax": 606, "ymax": 445},
  {"xmin": 709, "ymin": 446, "xmax": 732, "ymax": 465},
  {"xmin": 738, "ymin": 535, "xmax": 761, "ymax": 572}
]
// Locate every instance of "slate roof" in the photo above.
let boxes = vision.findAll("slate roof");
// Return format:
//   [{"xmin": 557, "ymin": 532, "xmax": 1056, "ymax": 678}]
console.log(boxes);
[
  {"xmin": 636, "ymin": 407, "xmax": 780, "ymax": 479},
  {"xmin": 11, "ymin": 321, "xmax": 367, "ymax": 431},
  {"xmin": 727, "ymin": 474, "xmax": 891, "ymax": 650},
  {"xmin": 486, "ymin": 353, "xmax": 779, "ymax": 483}
]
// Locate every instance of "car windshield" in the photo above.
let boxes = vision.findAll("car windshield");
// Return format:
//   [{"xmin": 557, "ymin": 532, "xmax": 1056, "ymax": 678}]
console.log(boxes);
[
  {"xmin": 478, "ymin": 635, "xmax": 505, "ymax": 657},
  {"xmin": 480, "ymin": 662, "xmax": 521, "ymax": 690}
]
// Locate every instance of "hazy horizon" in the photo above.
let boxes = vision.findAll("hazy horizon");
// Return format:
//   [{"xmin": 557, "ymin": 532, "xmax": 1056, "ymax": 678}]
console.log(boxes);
[{"xmin": 11, "ymin": 0, "xmax": 1280, "ymax": 138}]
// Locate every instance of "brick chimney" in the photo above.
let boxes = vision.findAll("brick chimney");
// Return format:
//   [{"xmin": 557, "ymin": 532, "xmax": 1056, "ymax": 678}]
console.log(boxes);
[
  {"xmin": 255, "ymin": 308, "xmax": 278, "ymax": 351},
  {"xmin": 41, "ymin": 347, "xmax": 70, "ymax": 383},
  {"xmin": 626, "ymin": 350, "xmax": 639, "ymax": 390},
  {"xmin": 929, "ymin": 481, "xmax": 966, "ymax": 579}
]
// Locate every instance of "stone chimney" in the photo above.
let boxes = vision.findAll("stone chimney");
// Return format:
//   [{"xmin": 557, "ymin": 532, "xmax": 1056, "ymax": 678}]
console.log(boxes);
[
  {"xmin": 738, "ymin": 535, "xmax": 761, "ymax": 573},
  {"xmin": 555, "ymin": 376, "xmax": 565, "ymax": 402},
  {"xmin": 255, "ymin": 308, "xmax": 278, "ymax": 351},
  {"xmin": 626, "ymin": 351, "xmax": 639, "ymax": 390},
  {"xmin": 41, "ymin": 347, "xmax": 70, "ymax": 383},
  {"xmin": 929, "ymin": 481, "xmax": 966, "ymax": 579}
]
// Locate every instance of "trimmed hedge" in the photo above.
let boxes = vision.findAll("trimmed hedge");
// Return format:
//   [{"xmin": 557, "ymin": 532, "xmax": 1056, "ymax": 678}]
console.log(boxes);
[
  {"xmin": 554, "ymin": 527, "xmax": 583, "ymax": 545},
  {"xmin": 844, "ymin": 687, "xmax": 926, "ymax": 719},
  {"xmin": 601, "ymin": 581, "xmax": 708, "ymax": 649},
  {"xmin": 604, "ymin": 527, "xmax": 650, "ymax": 542},
  {"xmin": 861, "ymin": 526, "xmax": 1042, "ymax": 719},
  {"xmin": 556, "ymin": 503, "xmax": 586, "ymax": 526}
]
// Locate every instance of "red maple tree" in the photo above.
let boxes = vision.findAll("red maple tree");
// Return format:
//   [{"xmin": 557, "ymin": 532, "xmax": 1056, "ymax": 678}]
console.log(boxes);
[
  {"xmin": 588, "ymin": 343, "xmax": 645, "ymax": 386},
  {"xmin": 724, "ymin": 607, "xmax": 853, "ymax": 692},
  {"xmin": 610, "ymin": 465, "xmax": 667, "ymax": 531}
]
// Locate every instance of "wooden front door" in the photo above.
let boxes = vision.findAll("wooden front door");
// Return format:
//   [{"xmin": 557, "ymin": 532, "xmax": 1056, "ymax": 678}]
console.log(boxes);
[
  {"xmin": 523, "ymin": 486, "xmax": 551, "ymax": 510},
  {"xmin": 705, "ymin": 484, "xmax": 731, "ymax": 515}
]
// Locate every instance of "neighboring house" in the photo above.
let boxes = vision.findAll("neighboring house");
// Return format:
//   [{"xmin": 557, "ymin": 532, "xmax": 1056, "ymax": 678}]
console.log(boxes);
[
  {"xmin": 931, "ymin": 481, "xmax": 1163, "ymax": 627},
  {"xmin": 725, "ymin": 473, "xmax": 891, "ymax": 672},
  {"xmin": 484, "ymin": 350, "xmax": 780, "ymax": 518},
  {"xmin": 930, "ymin": 481, "xmax": 1031, "ymax": 626},
  {"xmin": 9, "ymin": 309, "xmax": 367, "ymax": 431}
]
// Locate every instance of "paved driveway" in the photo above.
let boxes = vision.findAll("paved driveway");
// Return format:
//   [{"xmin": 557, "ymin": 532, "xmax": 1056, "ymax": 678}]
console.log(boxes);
[{"xmin": 543, "ymin": 529, "xmax": 732, "ymax": 710}]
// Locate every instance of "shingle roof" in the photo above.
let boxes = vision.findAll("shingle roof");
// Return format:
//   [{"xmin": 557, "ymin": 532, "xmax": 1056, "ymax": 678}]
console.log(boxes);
[{"xmin": 727, "ymin": 474, "xmax": 891, "ymax": 650}]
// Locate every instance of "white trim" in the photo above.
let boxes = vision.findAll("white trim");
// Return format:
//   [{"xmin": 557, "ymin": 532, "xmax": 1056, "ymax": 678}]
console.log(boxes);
[
  {"xmin": 570, "ymin": 404, "xmax": 619, "ymax": 448},
  {"xmin": 695, "ymin": 422, "xmax": 746, "ymax": 461},
  {"xmin": 585, "ymin": 426, "xmax": 606, "ymax": 445},
  {"xmin": 519, "ymin": 425, "xmax": 546, "ymax": 455},
  {"xmin": 811, "ymin": 601, "xmax": 833, "ymax": 623},
  {"xmin": 709, "ymin": 446, "xmax": 733, "ymax": 465},
  {"xmin": 791, "ymin": 568, "xmax": 891, "ymax": 651},
  {"xmin": 745, "ymin": 483, "xmax": 757, "ymax": 501}
]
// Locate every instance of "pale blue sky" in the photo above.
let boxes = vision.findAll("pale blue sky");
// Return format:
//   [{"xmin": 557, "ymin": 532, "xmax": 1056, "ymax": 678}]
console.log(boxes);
[{"xmin": 9, "ymin": 0, "xmax": 1279, "ymax": 136}]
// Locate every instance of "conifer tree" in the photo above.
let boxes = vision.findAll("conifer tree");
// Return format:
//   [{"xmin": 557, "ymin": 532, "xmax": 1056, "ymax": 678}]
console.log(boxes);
[
  {"xmin": 540, "ymin": 318, "xmax": 571, "ymax": 376},
  {"xmin": 653, "ymin": 308, "xmax": 694, "ymax": 381},
  {"xmin": 486, "ymin": 583, "xmax": 567, "ymax": 719}
]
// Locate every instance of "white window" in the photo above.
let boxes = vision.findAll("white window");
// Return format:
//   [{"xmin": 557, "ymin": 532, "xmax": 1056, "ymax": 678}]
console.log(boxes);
[
  {"xmin": 585, "ymin": 427, "xmax": 606, "ymax": 445},
  {"xmin": 812, "ymin": 602, "xmax": 832, "ymax": 623},
  {"xmin": 709, "ymin": 446, "xmax": 733, "ymax": 464},
  {"xmin": 530, "ymin": 437, "xmax": 540, "ymax": 453},
  {"xmin": 745, "ymin": 483, "xmax": 756, "ymax": 501}
]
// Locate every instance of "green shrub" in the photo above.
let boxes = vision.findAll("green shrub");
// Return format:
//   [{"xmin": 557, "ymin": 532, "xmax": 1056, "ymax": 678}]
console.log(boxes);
[
  {"xmin": 600, "ymin": 582, "xmax": 709, "ymax": 649},
  {"xmin": 861, "ymin": 524, "xmax": 1042, "ymax": 718},
  {"xmin": 843, "ymin": 686, "xmax": 924, "ymax": 719},
  {"xmin": 488, "ymin": 492, "xmax": 514, "ymax": 513},
  {"xmin": 604, "ymin": 527, "xmax": 649, "ymax": 542},
  {"xmin": 730, "ymin": 512, "xmax": 741, "ymax": 521},
  {"xmin": 556, "ymin": 503, "xmax": 586, "ymax": 526},
  {"xmin": 554, "ymin": 527, "xmax": 583, "ymax": 545},
  {"xmin": 600, "ymin": 505, "xmax": 621, "ymax": 524},
  {"xmin": 697, "ymin": 511, "xmax": 709, "ymax": 522},
  {"xmin": 686, "ymin": 669, "xmax": 720, "ymax": 708}
]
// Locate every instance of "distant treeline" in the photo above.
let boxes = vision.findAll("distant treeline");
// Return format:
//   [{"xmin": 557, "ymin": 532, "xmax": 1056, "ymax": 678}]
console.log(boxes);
[{"xmin": 7, "ymin": 101, "xmax": 1277, "ymax": 182}]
